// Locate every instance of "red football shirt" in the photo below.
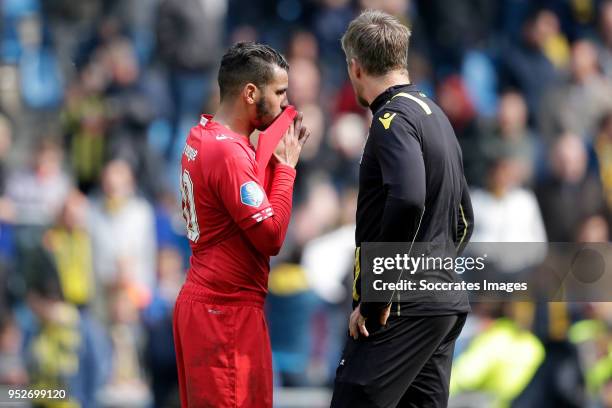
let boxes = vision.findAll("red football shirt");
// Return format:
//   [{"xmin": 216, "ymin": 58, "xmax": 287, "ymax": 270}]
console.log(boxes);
[{"xmin": 180, "ymin": 115, "xmax": 276, "ymax": 294}]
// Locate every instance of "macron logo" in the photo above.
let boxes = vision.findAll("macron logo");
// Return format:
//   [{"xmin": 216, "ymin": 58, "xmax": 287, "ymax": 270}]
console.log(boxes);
[{"xmin": 216, "ymin": 134, "xmax": 232, "ymax": 141}]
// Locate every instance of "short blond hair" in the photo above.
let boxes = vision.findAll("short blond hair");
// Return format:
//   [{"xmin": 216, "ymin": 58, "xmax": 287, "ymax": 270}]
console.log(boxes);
[{"xmin": 341, "ymin": 10, "xmax": 411, "ymax": 76}]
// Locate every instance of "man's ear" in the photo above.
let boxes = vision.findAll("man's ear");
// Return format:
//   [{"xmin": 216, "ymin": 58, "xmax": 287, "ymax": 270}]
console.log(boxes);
[
  {"xmin": 243, "ymin": 83, "xmax": 258, "ymax": 105},
  {"xmin": 350, "ymin": 58, "xmax": 362, "ymax": 79}
]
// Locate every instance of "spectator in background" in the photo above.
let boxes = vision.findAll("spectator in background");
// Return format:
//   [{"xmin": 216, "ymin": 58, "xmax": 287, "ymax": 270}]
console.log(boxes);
[
  {"xmin": 469, "ymin": 151, "xmax": 547, "ymax": 272},
  {"xmin": 155, "ymin": 0, "xmax": 227, "ymax": 160},
  {"xmin": 44, "ymin": 190, "xmax": 94, "ymax": 307},
  {"xmin": 287, "ymin": 57, "xmax": 330, "ymax": 195},
  {"xmin": 267, "ymin": 181, "xmax": 347, "ymax": 387},
  {"xmin": 288, "ymin": 58, "xmax": 321, "ymax": 109},
  {"xmin": 450, "ymin": 307, "xmax": 550, "ymax": 408},
  {"xmin": 6, "ymin": 139, "xmax": 71, "ymax": 227},
  {"xmin": 500, "ymin": 8, "xmax": 560, "ymax": 120},
  {"xmin": 267, "ymin": 259, "xmax": 317, "ymax": 387},
  {"xmin": 16, "ymin": 0, "xmax": 65, "ymax": 111},
  {"xmin": 536, "ymin": 8, "xmax": 570, "ymax": 71},
  {"xmin": 62, "ymin": 62, "xmax": 110, "ymax": 194},
  {"xmin": 89, "ymin": 159, "xmax": 156, "ymax": 310},
  {"xmin": 26, "ymin": 278, "xmax": 82, "ymax": 407},
  {"xmin": 408, "ymin": 50, "xmax": 435, "ymax": 99},
  {"xmin": 290, "ymin": 125, "xmax": 329, "ymax": 200},
  {"xmin": 44, "ymin": 190, "xmax": 115, "ymax": 408},
  {"xmin": 287, "ymin": 31, "xmax": 319, "ymax": 62},
  {"xmin": 361, "ymin": 0, "xmax": 411, "ymax": 20},
  {"xmin": 475, "ymin": 91, "xmax": 537, "ymax": 187},
  {"xmin": 26, "ymin": 274, "xmax": 109, "ymax": 407},
  {"xmin": 569, "ymin": 302, "xmax": 612, "ymax": 407},
  {"xmin": 597, "ymin": 0, "xmax": 612, "ymax": 78},
  {"xmin": 539, "ymin": 39, "xmax": 612, "ymax": 141},
  {"xmin": 153, "ymin": 190, "xmax": 190, "ymax": 264},
  {"xmin": 142, "ymin": 246, "xmax": 183, "ymax": 408},
  {"xmin": 436, "ymin": 75, "xmax": 477, "ymax": 140},
  {"xmin": 334, "ymin": 79, "xmax": 370, "ymax": 117},
  {"xmin": 554, "ymin": 0, "xmax": 600, "ymax": 40},
  {"xmin": 290, "ymin": 178, "xmax": 341, "ymax": 246},
  {"xmin": 295, "ymin": 103, "xmax": 326, "ymax": 161},
  {"xmin": 98, "ymin": 0, "xmax": 162, "ymax": 65},
  {"xmin": 436, "ymin": 74, "xmax": 482, "ymax": 185},
  {"xmin": 416, "ymin": 0, "xmax": 498, "ymax": 73},
  {"xmin": 0, "ymin": 313, "xmax": 27, "ymax": 386},
  {"xmin": 536, "ymin": 133, "xmax": 605, "ymax": 242},
  {"xmin": 40, "ymin": 0, "xmax": 101, "ymax": 77},
  {"xmin": 0, "ymin": 115, "xmax": 13, "ymax": 194},
  {"xmin": 595, "ymin": 112, "xmax": 612, "ymax": 215},
  {"xmin": 287, "ymin": 57, "xmax": 327, "ymax": 161},
  {"xmin": 329, "ymin": 113, "xmax": 367, "ymax": 187},
  {"xmin": 4, "ymin": 139, "xmax": 71, "ymax": 301},
  {"xmin": 102, "ymin": 37, "xmax": 160, "ymax": 198},
  {"xmin": 575, "ymin": 214, "xmax": 609, "ymax": 243},
  {"xmin": 0, "ymin": 116, "xmax": 15, "ymax": 292},
  {"xmin": 101, "ymin": 286, "xmax": 149, "ymax": 405},
  {"xmin": 310, "ymin": 0, "xmax": 355, "ymax": 91},
  {"xmin": 300, "ymin": 188, "xmax": 356, "ymax": 384}
]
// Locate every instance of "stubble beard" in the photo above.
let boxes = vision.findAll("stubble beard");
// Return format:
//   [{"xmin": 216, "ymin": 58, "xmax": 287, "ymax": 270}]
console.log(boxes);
[{"xmin": 255, "ymin": 96, "xmax": 275, "ymax": 131}]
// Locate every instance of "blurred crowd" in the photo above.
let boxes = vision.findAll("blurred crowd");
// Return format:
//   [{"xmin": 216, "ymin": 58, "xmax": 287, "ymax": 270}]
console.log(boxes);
[{"xmin": 1, "ymin": 0, "xmax": 612, "ymax": 406}]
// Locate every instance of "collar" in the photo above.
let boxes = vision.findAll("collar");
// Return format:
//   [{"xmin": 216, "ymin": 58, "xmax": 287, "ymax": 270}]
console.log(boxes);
[
  {"xmin": 199, "ymin": 114, "xmax": 251, "ymax": 144},
  {"xmin": 369, "ymin": 83, "xmax": 417, "ymax": 114},
  {"xmin": 199, "ymin": 114, "xmax": 213, "ymax": 126}
]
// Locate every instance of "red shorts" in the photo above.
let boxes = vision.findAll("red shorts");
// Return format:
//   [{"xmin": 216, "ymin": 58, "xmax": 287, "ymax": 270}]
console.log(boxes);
[{"xmin": 173, "ymin": 282, "xmax": 273, "ymax": 408}]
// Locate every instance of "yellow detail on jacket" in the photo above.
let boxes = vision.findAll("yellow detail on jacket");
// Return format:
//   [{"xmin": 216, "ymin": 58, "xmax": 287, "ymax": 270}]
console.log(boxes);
[{"xmin": 378, "ymin": 112, "xmax": 397, "ymax": 130}]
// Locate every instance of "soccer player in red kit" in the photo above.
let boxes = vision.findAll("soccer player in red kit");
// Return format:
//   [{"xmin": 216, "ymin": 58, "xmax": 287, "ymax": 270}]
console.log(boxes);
[{"xmin": 173, "ymin": 42, "xmax": 309, "ymax": 408}]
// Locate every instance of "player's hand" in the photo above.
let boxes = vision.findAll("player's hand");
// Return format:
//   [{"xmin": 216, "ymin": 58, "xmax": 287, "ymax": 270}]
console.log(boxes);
[
  {"xmin": 349, "ymin": 303, "xmax": 391, "ymax": 340},
  {"xmin": 380, "ymin": 304, "xmax": 391, "ymax": 327},
  {"xmin": 349, "ymin": 304, "xmax": 368, "ymax": 339},
  {"xmin": 273, "ymin": 111, "xmax": 310, "ymax": 168}
]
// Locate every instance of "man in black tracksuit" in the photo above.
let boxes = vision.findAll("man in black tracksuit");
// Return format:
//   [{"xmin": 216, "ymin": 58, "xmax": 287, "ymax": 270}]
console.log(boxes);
[{"xmin": 331, "ymin": 10, "xmax": 474, "ymax": 408}]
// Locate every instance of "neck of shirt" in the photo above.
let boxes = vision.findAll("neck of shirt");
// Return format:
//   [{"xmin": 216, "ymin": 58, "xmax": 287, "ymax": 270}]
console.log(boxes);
[{"xmin": 369, "ymin": 83, "xmax": 415, "ymax": 114}]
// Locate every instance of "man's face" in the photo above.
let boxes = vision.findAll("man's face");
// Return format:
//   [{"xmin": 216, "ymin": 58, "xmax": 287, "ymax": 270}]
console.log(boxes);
[
  {"xmin": 253, "ymin": 65, "xmax": 289, "ymax": 130},
  {"xmin": 347, "ymin": 58, "xmax": 369, "ymax": 107}
]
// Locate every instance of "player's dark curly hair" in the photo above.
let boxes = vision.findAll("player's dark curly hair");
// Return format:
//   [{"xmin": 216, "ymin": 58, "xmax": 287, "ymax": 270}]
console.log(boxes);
[{"xmin": 218, "ymin": 42, "xmax": 289, "ymax": 101}]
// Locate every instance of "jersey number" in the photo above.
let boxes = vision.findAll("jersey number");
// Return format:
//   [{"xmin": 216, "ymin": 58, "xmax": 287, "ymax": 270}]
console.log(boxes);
[{"xmin": 180, "ymin": 169, "xmax": 200, "ymax": 242}]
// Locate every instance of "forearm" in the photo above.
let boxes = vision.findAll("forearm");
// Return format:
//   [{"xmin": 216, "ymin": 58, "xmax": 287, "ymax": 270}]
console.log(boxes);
[{"xmin": 244, "ymin": 164, "xmax": 296, "ymax": 256}]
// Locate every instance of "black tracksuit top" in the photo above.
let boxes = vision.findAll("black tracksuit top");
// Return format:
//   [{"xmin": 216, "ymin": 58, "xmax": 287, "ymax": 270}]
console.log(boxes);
[{"xmin": 355, "ymin": 83, "xmax": 474, "ymax": 316}]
